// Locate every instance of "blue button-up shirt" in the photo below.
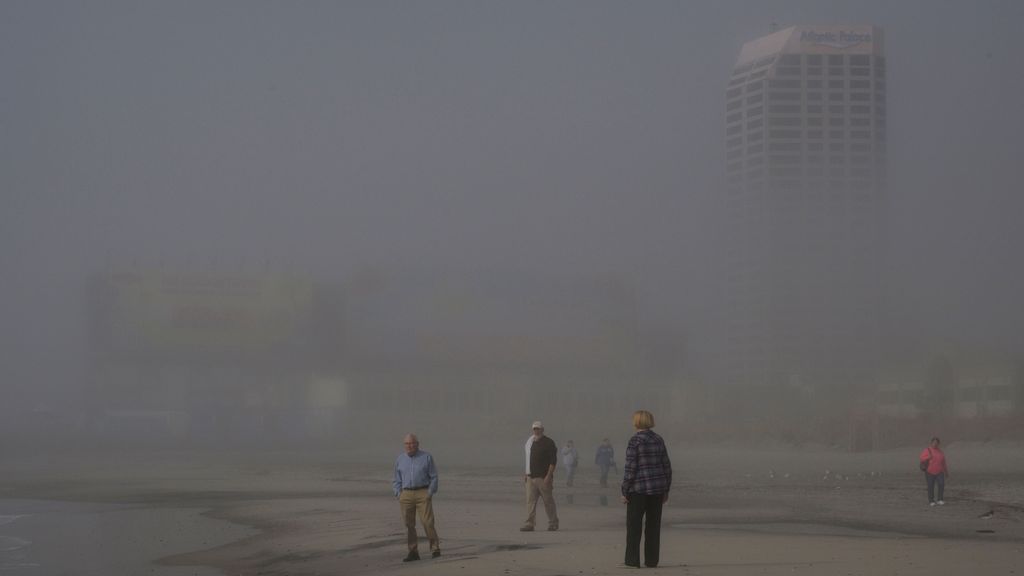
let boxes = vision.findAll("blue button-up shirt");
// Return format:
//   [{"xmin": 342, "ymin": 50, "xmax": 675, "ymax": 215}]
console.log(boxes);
[{"xmin": 392, "ymin": 450, "xmax": 439, "ymax": 497}]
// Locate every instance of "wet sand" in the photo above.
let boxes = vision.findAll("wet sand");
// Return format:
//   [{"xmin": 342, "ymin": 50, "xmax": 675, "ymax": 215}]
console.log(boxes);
[{"xmin": 2, "ymin": 443, "xmax": 1022, "ymax": 575}]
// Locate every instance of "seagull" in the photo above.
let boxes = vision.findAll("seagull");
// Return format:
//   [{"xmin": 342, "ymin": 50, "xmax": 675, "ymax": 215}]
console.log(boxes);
[{"xmin": 979, "ymin": 510, "xmax": 994, "ymax": 520}]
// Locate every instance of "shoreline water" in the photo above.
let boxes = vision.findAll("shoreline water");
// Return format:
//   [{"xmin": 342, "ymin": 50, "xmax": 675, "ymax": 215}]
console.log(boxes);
[
  {"xmin": 0, "ymin": 499, "xmax": 256, "ymax": 576},
  {"xmin": 1, "ymin": 444, "xmax": 1022, "ymax": 575}
]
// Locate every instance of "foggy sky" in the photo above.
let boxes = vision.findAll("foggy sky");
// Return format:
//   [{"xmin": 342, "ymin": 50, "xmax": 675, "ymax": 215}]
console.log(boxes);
[{"xmin": 2, "ymin": 0, "xmax": 1023, "ymax": 407}]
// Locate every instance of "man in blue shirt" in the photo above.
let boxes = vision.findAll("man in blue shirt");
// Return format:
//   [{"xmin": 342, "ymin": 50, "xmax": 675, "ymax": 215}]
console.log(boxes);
[{"xmin": 392, "ymin": 433, "xmax": 441, "ymax": 561}]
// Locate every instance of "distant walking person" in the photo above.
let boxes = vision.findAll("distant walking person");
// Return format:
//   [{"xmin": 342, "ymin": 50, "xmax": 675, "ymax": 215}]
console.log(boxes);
[
  {"xmin": 595, "ymin": 438, "xmax": 616, "ymax": 488},
  {"xmin": 392, "ymin": 434, "xmax": 441, "ymax": 561},
  {"xmin": 521, "ymin": 421, "xmax": 559, "ymax": 531},
  {"xmin": 919, "ymin": 436, "xmax": 950, "ymax": 506},
  {"xmin": 621, "ymin": 410, "xmax": 672, "ymax": 569},
  {"xmin": 561, "ymin": 440, "xmax": 579, "ymax": 487}
]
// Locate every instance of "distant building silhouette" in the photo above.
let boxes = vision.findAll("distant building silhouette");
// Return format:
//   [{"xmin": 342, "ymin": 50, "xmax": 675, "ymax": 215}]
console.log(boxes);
[{"xmin": 722, "ymin": 25, "xmax": 886, "ymax": 404}]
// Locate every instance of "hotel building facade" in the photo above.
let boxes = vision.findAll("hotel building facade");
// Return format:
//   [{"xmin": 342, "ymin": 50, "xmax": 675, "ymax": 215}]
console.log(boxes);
[{"xmin": 723, "ymin": 25, "xmax": 887, "ymax": 401}]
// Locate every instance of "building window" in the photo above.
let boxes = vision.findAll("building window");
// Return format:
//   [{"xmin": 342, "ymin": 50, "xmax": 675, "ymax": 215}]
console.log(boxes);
[
  {"xmin": 727, "ymin": 99, "xmax": 742, "ymax": 111},
  {"xmin": 769, "ymin": 129, "xmax": 802, "ymax": 139},
  {"xmin": 746, "ymin": 81, "xmax": 765, "ymax": 93},
  {"xmin": 770, "ymin": 115, "xmax": 802, "ymax": 126},
  {"xmin": 747, "ymin": 143, "xmax": 764, "ymax": 154},
  {"xmin": 727, "ymin": 124, "xmax": 742, "ymax": 135},
  {"xmin": 828, "ymin": 105, "xmax": 844, "ymax": 114},
  {"xmin": 807, "ymin": 92, "xmax": 823, "ymax": 100},
  {"xmin": 807, "ymin": 55, "xmax": 823, "ymax": 65},
  {"xmin": 769, "ymin": 91, "xmax": 801, "ymax": 101},
  {"xmin": 727, "ymin": 112, "xmax": 743, "ymax": 123},
  {"xmin": 768, "ymin": 104, "xmax": 801, "ymax": 113},
  {"xmin": 829, "ymin": 142, "xmax": 844, "ymax": 152},
  {"xmin": 769, "ymin": 142, "xmax": 802, "ymax": 151},
  {"xmin": 749, "ymin": 130, "xmax": 764, "ymax": 141},
  {"xmin": 746, "ymin": 94, "xmax": 763, "ymax": 104},
  {"xmin": 828, "ymin": 67, "xmax": 844, "ymax": 76},
  {"xmin": 727, "ymin": 136, "xmax": 742, "ymax": 148},
  {"xmin": 807, "ymin": 117, "xmax": 823, "ymax": 126},
  {"xmin": 746, "ymin": 118, "xmax": 764, "ymax": 129},
  {"xmin": 829, "ymin": 130, "xmax": 844, "ymax": 139},
  {"xmin": 829, "ymin": 79, "xmax": 844, "ymax": 89},
  {"xmin": 776, "ymin": 66, "xmax": 802, "ymax": 76},
  {"xmin": 768, "ymin": 79, "xmax": 801, "ymax": 89},
  {"xmin": 850, "ymin": 79, "xmax": 870, "ymax": 89},
  {"xmin": 748, "ymin": 105, "xmax": 764, "ymax": 116},
  {"xmin": 807, "ymin": 130, "xmax": 823, "ymax": 139},
  {"xmin": 850, "ymin": 55, "xmax": 870, "ymax": 66},
  {"xmin": 779, "ymin": 54, "xmax": 801, "ymax": 66},
  {"xmin": 829, "ymin": 92, "xmax": 845, "ymax": 101},
  {"xmin": 807, "ymin": 142, "xmax": 824, "ymax": 151},
  {"xmin": 850, "ymin": 92, "xmax": 871, "ymax": 101},
  {"xmin": 828, "ymin": 55, "xmax": 844, "ymax": 66},
  {"xmin": 727, "ymin": 87, "xmax": 742, "ymax": 98},
  {"xmin": 850, "ymin": 67, "xmax": 870, "ymax": 76},
  {"xmin": 850, "ymin": 130, "xmax": 872, "ymax": 139},
  {"xmin": 850, "ymin": 117, "xmax": 871, "ymax": 127},
  {"xmin": 770, "ymin": 154, "xmax": 802, "ymax": 165},
  {"xmin": 850, "ymin": 105, "xmax": 871, "ymax": 114},
  {"xmin": 807, "ymin": 104, "xmax": 823, "ymax": 113},
  {"xmin": 829, "ymin": 117, "xmax": 845, "ymax": 127}
]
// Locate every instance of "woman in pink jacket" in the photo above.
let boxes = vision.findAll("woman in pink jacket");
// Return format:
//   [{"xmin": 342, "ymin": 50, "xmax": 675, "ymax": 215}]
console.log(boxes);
[{"xmin": 919, "ymin": 437, "xmax": 949, "ymax": 506}]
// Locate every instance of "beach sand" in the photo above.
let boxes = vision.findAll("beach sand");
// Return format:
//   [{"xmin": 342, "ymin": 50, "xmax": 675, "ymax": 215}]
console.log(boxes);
[{"xmin": 2, "ymin": 443, "xmax": 1022, "ymax": 575}]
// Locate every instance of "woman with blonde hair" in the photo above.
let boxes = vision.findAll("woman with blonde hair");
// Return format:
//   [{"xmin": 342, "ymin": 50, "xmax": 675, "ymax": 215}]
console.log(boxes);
[{"xmin": 621, "ymin": 410, "xmax": 672, "ymax": 568}]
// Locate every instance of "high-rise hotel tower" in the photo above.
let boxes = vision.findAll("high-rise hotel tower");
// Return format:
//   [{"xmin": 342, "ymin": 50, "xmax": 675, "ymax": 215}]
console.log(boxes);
[{"xmin": 724, "ymin": 25, "xmax": 886, "ymax": 398}]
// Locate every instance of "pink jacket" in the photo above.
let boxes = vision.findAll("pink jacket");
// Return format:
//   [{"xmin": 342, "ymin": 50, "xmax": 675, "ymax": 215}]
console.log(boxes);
[{"xmin": 919, "ymin": 447, "xmax": 947, "ymax": 476}]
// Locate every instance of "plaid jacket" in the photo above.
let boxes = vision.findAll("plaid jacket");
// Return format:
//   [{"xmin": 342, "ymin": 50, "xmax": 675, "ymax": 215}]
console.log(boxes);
[{"xmin": 621, "ymin": 429, "xmax": 672, "ymax": 497}]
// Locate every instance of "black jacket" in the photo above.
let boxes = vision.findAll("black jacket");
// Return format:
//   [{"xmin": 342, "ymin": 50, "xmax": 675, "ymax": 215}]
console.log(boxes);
[{"xmin": 529, "ymin": 435, "xmax": 558, "ymax": 478}]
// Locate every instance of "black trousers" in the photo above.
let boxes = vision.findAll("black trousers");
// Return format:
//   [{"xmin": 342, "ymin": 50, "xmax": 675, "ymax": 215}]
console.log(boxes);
[{"xmin": 625, "ymin": 493, "xmax": 664, "ymax": 567}]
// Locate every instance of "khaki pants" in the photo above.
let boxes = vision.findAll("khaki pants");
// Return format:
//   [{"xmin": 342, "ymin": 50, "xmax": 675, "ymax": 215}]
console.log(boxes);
[
  {"xmin": 524, "ymin": 477, "xmax": 559, "ymax": 529},
  {"xmin": 399, "ymin": 488, "xmax": 439, "ymax": 553}
]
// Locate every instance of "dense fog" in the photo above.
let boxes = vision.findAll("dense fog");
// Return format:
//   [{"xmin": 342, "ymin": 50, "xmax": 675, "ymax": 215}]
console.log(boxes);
[{"xmin": 2, "ymin": 0, "xmax": 1023, "ymax": 460}]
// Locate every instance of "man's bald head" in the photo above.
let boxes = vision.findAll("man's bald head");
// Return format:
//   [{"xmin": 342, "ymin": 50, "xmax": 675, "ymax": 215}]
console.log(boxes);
[{"xmin": 404, "ymin": 434, "xmax": 420, "ymax": 456}]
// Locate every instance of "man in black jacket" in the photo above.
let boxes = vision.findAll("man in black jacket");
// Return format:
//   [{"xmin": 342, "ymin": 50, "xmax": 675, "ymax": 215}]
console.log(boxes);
[{"xmin": 521, "ymin": 420, "xmax": 559, "ymax": 531}]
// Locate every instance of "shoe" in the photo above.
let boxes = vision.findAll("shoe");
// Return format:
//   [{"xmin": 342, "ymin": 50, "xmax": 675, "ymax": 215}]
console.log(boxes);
[
  {"xmin": 519, "ymin": 525, "xmax": 534, "ymax": 532},
  {"xmin": 937, "ymin": 500, "xmax": 945, "ymax": 506},
  {"xmin": 403, "ymin": 552, "xmax": 420, "ymax": 562},
  {"xmin": 929, "ymin": 501, "xmax": 936, "ymax": 507},
  {"xmin": 547, "ymin": 525, "xmax": 558, "ymax": 531},
  {"xmin": 432, "ymin": 549, "xmax": 441, "ymax": 558},
  {"xmin": 622, "ymin": 563, "xmax": 640, "ymax": 569}
]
